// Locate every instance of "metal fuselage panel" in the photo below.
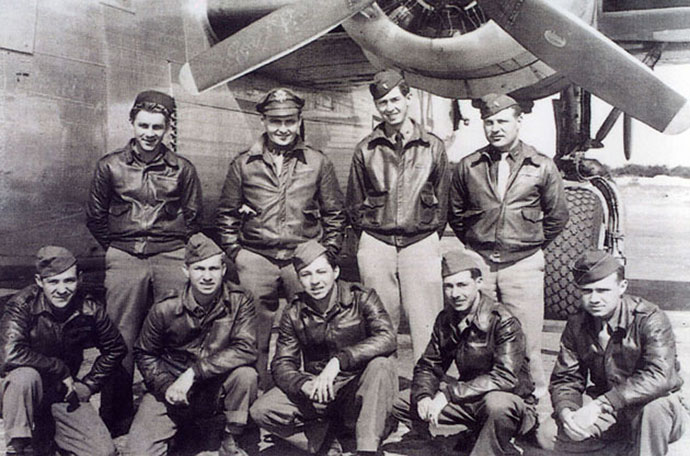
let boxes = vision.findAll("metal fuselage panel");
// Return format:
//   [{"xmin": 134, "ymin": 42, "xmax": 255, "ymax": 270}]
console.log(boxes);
[{"xmin": 0, "ymin": 0, "xmax": 375, "ymax": 288}]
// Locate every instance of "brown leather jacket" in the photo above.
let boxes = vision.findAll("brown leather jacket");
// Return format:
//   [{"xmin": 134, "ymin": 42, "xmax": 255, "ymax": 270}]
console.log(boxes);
[
  {"xmin": 271, "ymin": 281, "xmax": 396, "ymax": 398},
  {"xmin": 216, "ymin": 136, "xmax": 346, "ymax": 261},
  {"xmin": 412, "ymin": 294, "xmax": 533, "ymax": 404},
  {"xmin": 0, "ymin": 284, "xmax": 127, "ymax": 393},
  {"xmin": 86, "ymin": 140, "xmax": 203, "ymax": 256},
  {"xmin": 134, "ymin": 282, "xmax": 257, "ymax": 402},
  {"xmin": 448, "ymin": 142, "xmax": 569, "ymax": 264},
  {"xmin": 347, "ymin": 120, "xmax": 449, "ymax": 247},
  {"xmin": 550, "ymin": 295, "xmax": 683, "ymax": 417}
]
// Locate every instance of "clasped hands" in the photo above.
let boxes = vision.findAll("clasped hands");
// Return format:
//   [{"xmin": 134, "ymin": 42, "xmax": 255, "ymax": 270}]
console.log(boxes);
[{"xmin": 301, "ymin": 358, "xmax": 340, "ymax": 404}]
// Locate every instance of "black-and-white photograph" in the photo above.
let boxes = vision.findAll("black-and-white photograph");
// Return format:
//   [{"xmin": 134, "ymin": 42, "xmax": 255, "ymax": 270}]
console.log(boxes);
[{"xmin": 0, "ymin": 1, "xmax": 689, "ymax": 455}]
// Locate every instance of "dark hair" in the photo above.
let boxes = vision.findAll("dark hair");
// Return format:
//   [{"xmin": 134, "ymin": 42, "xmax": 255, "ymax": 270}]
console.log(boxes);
[
  {"xmin": 129, "ymin": 102, "xmax": 172, "ymax": 124},
  {"xmin": 469, "ymin": 268, "xmax": 482, "ymax": 279}
]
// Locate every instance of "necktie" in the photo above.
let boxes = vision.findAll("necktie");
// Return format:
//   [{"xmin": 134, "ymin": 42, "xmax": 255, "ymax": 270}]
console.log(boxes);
[
  {"xmin": 395, "ymin": 133, "xmax": 404, "ymax": 152},
  {"xmin": 598, "ymin": 323, "xmax": 611, "ymax": 350},
  {"xmin": 497, "ymin": 153, "xmax": 510, "ymax": 197}
]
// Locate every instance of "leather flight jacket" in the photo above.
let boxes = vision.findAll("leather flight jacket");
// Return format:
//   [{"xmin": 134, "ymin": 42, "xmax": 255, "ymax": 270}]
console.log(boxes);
[
  {"xmin": 86, "ymin": 140, "xmax": 203, "ymax": 257},
  {"xmin": 448, "ymin": 141, "xmax": 569, "ymax": 264},
  {"xmin": 0, "ymin": 284, "xmax": 127, "ymax": 393},
  {"xmin": 550, "ymin": 295, "xmax": 683, "ymax": 417},
  {"xmin": 411, "ymin": 294, "xmax": 534, "ymax": 405},
  {"xmin": 271, "ymin": 281, "xmax": 396, "ymax": 398},
  {"xmin": 216, "ymin": 135, "xmax": 346, "ymax": 261},
  {"xmin": 134, "ymin": 282, "xmax": 257, "ymax": 402},
  {"xmin": 347, "ymin": 120, "xmax": 449, "ymax": 248}
]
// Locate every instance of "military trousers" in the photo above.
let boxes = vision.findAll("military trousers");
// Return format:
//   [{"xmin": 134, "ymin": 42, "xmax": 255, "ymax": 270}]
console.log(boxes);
[
  {"xmin": 357, "ymin": 231, "xmax": 443, "ymax": 362},
  {"xmin": 0, "ymin": 367, "xmax": 116, "ymax": 456},
  {"xmin": 392, "ymin": 389, "xmax": 537, "ymax": 456},
  {"xmin": 127, "ymin": 366, "xmax": 258, "ymax": 456},
  {"xmin": 250, "ymin": 356, "xmax": 397, "ymax": 453},
  {"xmin": 549, "ymin": 392, "xmax": 689, "ymax": 456},
  {"xmin": 100, "ymin": 246, "xmax": 187, "ymax": 431},
  {"xmin": 479, "ymin": 249, "xmax": 547, "ymax": 396},
  {"xmin": 235, "ymin": 248, "xmax": 302, "ymax": 391}
]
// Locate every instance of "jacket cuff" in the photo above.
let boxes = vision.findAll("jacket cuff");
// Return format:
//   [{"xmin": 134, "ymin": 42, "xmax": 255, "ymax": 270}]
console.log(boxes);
[
  {"xmin": 291, "ymin": 375, "xmax": 312, "ymax": 398},
  {"xmin": 603, "ymin": 389, "xmax": 626, "ymax": 411},
  {"xmin": 335, "ymin": 352, "xmax": 353, "ymax": 371}
]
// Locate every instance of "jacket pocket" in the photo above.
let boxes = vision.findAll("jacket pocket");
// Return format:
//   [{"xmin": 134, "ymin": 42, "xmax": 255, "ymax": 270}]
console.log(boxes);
[
  {"xmin": 519, "ymin": 207, "xmax": 544, "ymax": 242},
  {"xmin": 419, "ymin": 188, "xmax": 439, "ymax": 224},
  {"xmin": 107, "ymin": 203, "xmax": 130, "ymax": 234},
  {"xmin": 361, "ymin": 195, "xmax": 386, "ymax": 226},
  {"xmin": 521, "ymin": 208, "xmax": 544, "ymax": 223}
]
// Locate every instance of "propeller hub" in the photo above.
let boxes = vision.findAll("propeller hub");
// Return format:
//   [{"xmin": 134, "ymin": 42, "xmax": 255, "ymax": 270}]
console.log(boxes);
[{"xmin": 376, "ymin": 0, "xmax": 487, "ymax": 37}]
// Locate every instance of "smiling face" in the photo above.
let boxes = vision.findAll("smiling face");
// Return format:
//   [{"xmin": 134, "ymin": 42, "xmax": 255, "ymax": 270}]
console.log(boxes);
[
  {"xmin": 132, "ymin": 110, "xmax": 168, "ymax": 154},
  {"xmin": 262, "ymin": 113, "xmax": 301, "ymax": 148},
  {"xmin": 443, "ymin": 270, "xmax": 482, "ymax": 314},
  {"xmin": 374, "ymin": 86, "xmax": 411, "ymax": 129},
  {"xmin": 35, "ymin": 265, "xmax": 79, "ymax": 309},
  {"xmin": 184, "ymin": 254, "xmax": 226, "ymax": 298},
  {"xmin": 483, "ymin": 107, "xmax": 522, "ymax": 152},
  {"xmin": 579, "ymin": 272, "xmax": 628, "ymax": 320},
  {"xmin": 297, "ymin": 254, "xmax": 340, "ymax": 302}
]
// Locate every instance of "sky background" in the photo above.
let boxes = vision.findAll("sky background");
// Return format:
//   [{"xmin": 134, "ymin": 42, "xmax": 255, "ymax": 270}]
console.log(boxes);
[{"xmin": 435, "ymin": 63, "xmax": 690, "ymax": 167}]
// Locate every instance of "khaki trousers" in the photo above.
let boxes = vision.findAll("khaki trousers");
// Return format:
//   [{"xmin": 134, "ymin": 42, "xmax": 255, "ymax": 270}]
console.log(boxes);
[
  {"xmin": 250, "ymin": 357, "xmax": 397, "ymax": 453},
  {"xmin": 1, "ymin": 367, "xmax": 116, "ymax": 456},
  {"xmin": 357, "ymin": 232, "xmax": 443, "ymax": 362}
]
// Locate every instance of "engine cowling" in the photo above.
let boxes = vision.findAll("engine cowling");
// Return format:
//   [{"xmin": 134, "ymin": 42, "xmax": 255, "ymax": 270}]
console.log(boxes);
[{"xmin": 342, "ymin": 0, "xmax": 597, "ymax": 99}]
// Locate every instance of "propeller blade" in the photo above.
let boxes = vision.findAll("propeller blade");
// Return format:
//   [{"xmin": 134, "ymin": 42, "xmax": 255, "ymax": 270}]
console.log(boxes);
[
  {"xmin": 477, "ymin": 0, "xmax": 690, "ymax": 134},
  {"xmin": 180, "ymin": 0, "xmax": 376, "ymax": 94},
  {"xmin": 623, "ymin": 114, "xmax": 633, "ymax": 161}
]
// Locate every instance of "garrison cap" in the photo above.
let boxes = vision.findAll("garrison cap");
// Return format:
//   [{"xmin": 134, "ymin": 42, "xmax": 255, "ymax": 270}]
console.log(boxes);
[
  {"xmin": 133, "ymin": 90, "xmax": 175, "ymax": 115},
  {"xmin": 292, "ymin": 240, "xmax": 328, "ymax": 273},
  {"xmin": 442, "ymin": 250, "xmax": 481, "ymax": 278},
  {"xmin": 369, "ymin": 69, "xmax": 404, "ymax": 100},
  {"xmin": 256, "ymin": 88, "xmax": 304, "ymax": 116},
  {"xmin": 571, "ymin": 250, "xmax": 622, "ymax": 285},
  {"xmin": 36, "ymin": 246, "xmax": 77, "ymax": 278},
  {"xmin": 185, "ymin": 233, "xmax": 223, "ymax": 265},
  {"xmin": 473, "ymin": 93, "xmax": 519, "ymax": 119}
]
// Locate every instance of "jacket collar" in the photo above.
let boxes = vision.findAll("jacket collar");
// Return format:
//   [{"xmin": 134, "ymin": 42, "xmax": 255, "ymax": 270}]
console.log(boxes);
[
  {"xmin": 476, "ymin": 141, "xmax": 541, "ymax": 167},
  {"xmin": 123, "ymin": 139, "xmax": 178, "ymax": 168},
  {"xmin": 367, "ymin": 118, "xmax": 431, "ymax": 149},
  {"xmin": 247, "ymin": 134, "xmax": 308, "ymax": 164}
]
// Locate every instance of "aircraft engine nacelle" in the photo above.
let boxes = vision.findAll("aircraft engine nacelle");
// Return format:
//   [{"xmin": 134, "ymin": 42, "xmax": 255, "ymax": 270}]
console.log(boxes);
[
  {"xmin": 342, "ymin": 0, "xmax": 597, "ymax": 100},
  {"xmin": 204, "ymin": 0, "xmax": 597, "ymax": 100}
]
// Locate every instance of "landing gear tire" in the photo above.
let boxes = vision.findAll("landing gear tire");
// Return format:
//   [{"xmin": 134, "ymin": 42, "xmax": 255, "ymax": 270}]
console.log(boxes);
[{"xmin": 544, "ymin": 185, "xmax": 604, "ymax": 319}]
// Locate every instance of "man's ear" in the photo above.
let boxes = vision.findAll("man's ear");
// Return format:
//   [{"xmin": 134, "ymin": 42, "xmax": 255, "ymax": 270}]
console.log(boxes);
[
  {"xmin": 334, "ymin": 265, "xmax": 341, "ymax": 281},
  {"xmin": 34, "ymin": 274, "xmax": 44, "ymax": 290},
  {"xmin": 181, "ymin": 265, "xmax": 190, "ymax": 280}
]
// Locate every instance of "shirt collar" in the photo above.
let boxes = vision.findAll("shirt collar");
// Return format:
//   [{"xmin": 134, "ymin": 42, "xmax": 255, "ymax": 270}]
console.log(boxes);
[{"xmin": 124, "ymin": 139, "xmax": 178, "ymax": 168}]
